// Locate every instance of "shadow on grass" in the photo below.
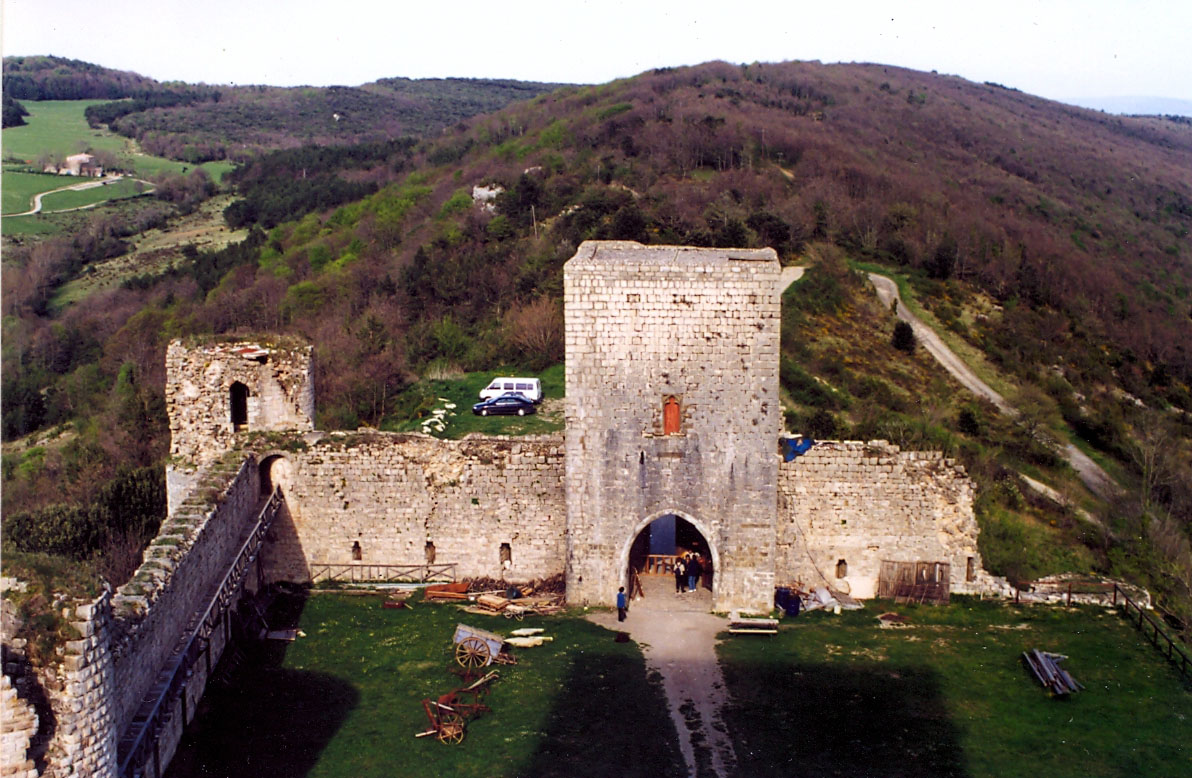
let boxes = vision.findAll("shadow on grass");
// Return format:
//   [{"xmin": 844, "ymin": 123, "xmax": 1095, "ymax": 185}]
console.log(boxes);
[
  {"xmin": 165, "ymin": 587, "xmax": 358, "ymax": 778},
  {"xmin": 724, "ymin": 662, "xmax": 968, "ymax": 778},
  {"xmin": 522, "ymin": 651, "xmax": 685, "ymax": 777}
]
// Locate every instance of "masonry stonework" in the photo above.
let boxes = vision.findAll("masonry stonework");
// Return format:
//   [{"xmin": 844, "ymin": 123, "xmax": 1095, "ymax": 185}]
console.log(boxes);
[
  {"xmin": 263, "ymin": 433, "xmax": 566, "ymax": 583},
  {"xmin": 165, "ymin": 339, "xmax": 314, "ymax": 513},
  {"xmin": 564, "ymin": 242, "xmax": 783, "ymax": 613},
  {"xmin": 3, "ymin": 240, "xmax": 1008, "ymax": 778},
  {"xmin": 777, "ymin": 441, "xmax": 997, "ymax": 598}
]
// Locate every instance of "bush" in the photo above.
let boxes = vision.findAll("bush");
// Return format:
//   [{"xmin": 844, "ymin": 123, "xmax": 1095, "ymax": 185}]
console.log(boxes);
[{"xmin": 892, "ymin": 321, "xmax": 916, "ymax": 353}]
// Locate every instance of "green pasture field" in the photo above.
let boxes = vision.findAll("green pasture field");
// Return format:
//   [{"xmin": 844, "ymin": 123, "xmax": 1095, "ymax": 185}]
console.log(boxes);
[
  {"xmin": 2, "ymin": 100, "xmax": 127, "ymax": 160},
  {"xmin": 166, "ymin": 590, "xmax": 682, "ymax": 778},
  {"xmin": 384, "ymin": 365, "xmax": 565, "ymax": 438},
  {"xmin": 37, "ymin": 178, "xmax": 148, "ymax": 212},
  {"xmin": 0, "ymin": 213, "xmax": 62, "ymax": 236},
  {"xmin": 1, "ymin": 100, "xmax": 234, "ymax": 183},
  {"xmin": 719, "ymin": 597, "xmax": 1192, "ymax": 778},
  {"xmin": 1, "ymin": 171, "xmax": 65, "ymax": 214}
]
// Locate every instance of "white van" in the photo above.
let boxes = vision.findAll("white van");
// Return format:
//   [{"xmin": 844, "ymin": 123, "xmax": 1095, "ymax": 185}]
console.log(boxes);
[{"xmin": 479, "ymin": 377, "xmax": 543, "ymax": 403}]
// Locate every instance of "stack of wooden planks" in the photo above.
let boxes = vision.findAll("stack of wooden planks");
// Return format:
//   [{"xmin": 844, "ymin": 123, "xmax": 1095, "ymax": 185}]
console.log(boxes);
[
  {"xmin": 1022, "ymin": 648, "xmax": 1085, "ymax": 696},
  {"xmin": 425, "ymin": 582, "xmax": 471, "ymax": 600}
]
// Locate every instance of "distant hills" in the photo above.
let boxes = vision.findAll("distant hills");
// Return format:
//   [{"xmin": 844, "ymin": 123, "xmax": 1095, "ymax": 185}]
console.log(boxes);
[
  {"xmin": 1, "ymin": 55, "xmax": 569, "ymax": 159},
  {"xmin": 1064, "ymin": 96, "xmax": 1192, "ymax": 118},
  {"xmin": 3, "ymin": 59, "xmax": 1191, "ymax": 628}
]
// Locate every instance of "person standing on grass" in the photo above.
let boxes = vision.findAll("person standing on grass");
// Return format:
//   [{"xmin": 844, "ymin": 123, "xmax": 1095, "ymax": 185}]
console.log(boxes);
[
  {"xmin": 687, "ymin": 554, "xmax": 702, "ymax": 593},
  {"xmin": 617, "ymin": 586, "xmax": 628, "ymax": 621},
  {"xmin": 674, "ymin": 556, "xmax": 686, "ymax": 593}
]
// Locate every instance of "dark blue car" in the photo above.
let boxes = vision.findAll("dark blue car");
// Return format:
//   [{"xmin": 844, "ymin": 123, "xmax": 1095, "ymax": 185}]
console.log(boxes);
[{"xmin": 472, "ymin": 392, "xmax": 537, "ymax": 417}]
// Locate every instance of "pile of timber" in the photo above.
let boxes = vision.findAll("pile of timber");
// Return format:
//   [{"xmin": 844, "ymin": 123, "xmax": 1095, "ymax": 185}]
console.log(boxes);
[
  {"xmin": 1022, "ymin": 649, "xmax": 1084, "ymax": 696},
  {"xmin": 425, "ymin": 582, "xmax": 471, "ymax": 600}
]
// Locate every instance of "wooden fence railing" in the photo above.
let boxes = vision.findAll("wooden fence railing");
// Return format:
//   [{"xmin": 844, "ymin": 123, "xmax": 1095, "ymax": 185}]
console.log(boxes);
[
  {"xmin": 308, "ymin": 562, "xmax": 457, "ymax": 584},
  {"xmin": 1114, "ymin": 584, "xmax": 1190, "ymax": 681}
]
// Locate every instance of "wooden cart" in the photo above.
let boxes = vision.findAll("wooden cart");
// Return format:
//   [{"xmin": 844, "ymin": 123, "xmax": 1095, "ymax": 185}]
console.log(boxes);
[
  {"xmin": 452, "ymin": 623, "xmax": 514, "ymax": 668},
  {"xmin": 415, "ymin": 671, "xmax": 499, "ymax": 744}
]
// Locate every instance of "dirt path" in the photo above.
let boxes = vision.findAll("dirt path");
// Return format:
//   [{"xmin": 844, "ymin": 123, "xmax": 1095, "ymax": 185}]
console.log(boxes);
[
  {"xmin": 867, "ymin": 272, "xmax": 1119, "ymax": 501},
  {"xmin": 588, "ymin": 577, "xmax": 735, "ymax": 777},
  {"xmin": 869, "ymin": 273, "xmax": 1012, "ymax": 413},
  {"xmin": 778, "ymin": 265, "xmax": 805, "ymax": 293}
]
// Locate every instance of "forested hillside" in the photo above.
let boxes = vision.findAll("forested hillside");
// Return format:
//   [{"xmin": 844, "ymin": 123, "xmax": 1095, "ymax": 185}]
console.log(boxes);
[
  {"xmin": 1, "ymin": 55, "xmax": 159, "ymax": 100},
  {"xmin": 3, "ymin": 60, "xmax": 1191, "ymax": 630},
  {"xmin": 2, "ymin": 56, "xmax": 567, "ymax": 162}
]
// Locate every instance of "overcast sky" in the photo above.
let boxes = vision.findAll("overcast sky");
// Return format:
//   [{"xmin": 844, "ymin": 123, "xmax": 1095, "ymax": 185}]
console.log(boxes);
[{"xmin": 4, "ymin": 0, "xmax": 1191, "ymax": 105}]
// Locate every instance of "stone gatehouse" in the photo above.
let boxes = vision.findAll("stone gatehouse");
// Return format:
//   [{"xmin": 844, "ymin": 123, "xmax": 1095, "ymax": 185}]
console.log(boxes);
[
  {"xmin": 165, "ymin": 241, "xmax": 998, "ymax": 614},
  {"xmin": 2, "ymin": 241, "xmax": 1002, "ymax": 778}
]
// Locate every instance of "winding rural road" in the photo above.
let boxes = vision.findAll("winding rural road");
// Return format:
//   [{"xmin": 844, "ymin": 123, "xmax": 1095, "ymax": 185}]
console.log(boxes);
[
  {"xmin": 867, "ymin": 272, "xmax": 1118, "ymax": 500},
  {"xmin": 6, "ymin": 174, "xmax": 152, "ymax": 217}
]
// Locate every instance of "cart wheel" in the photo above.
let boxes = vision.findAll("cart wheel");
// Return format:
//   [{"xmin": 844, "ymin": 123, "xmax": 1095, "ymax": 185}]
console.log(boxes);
[
  {"xmin": 437, "ymin": 712, "xmax": 465, "ymax": 744},
  {"xmin": 455, "ymin": 637, "xmax": 491, "ymax": 668},
  {"xmin": 504, "ymin": 610, "xmax": 514, "ymax": 619},
  {"xmin": 515, "ymin": 611, "xmax": 525, "ymax": 622}
]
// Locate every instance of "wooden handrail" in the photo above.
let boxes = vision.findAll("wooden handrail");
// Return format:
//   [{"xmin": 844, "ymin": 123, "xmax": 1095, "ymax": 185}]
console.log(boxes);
[
  {"xmin": 118, "ymin": 487, "xmax": 284, "ymax": 777},
  {"xmin": 308, "ymin": 562, "xmax": 458, "ymax": 583},
  {"xmin": 1114, "ymin": 584, "xmax": 1190, "ymax": 681}
]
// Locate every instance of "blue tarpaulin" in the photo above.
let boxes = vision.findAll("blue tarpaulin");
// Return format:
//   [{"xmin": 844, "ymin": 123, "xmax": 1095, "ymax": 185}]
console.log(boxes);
[
  {"xmin": 780, "ymin": 436, "xmax": 815, "ymax": 461},
  {"xmin": 775, "ymin": 586, "xmax": 801, "ymax": 617}
]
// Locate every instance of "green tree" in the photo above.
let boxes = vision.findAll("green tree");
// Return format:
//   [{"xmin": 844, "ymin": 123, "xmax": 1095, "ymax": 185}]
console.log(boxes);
[{"xmin": 892, "ymin": 321, "xmax": 916, "ymax": 353}]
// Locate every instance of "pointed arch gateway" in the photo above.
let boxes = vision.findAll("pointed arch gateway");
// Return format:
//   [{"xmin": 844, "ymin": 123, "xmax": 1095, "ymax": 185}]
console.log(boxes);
[{"xmin": 620, "ymin": 510, "xmax": 719, "ymax": 605}]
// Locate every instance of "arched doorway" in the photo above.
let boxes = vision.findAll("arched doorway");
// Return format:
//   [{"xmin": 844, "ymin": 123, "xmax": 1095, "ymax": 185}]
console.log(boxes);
[
  {"xmin": 259, "ymin": 454, "xmax": 291, "ymax": 496},
  {"xmin": 623, "ymin": 511, "xmax": 716, "ymax": 606}
]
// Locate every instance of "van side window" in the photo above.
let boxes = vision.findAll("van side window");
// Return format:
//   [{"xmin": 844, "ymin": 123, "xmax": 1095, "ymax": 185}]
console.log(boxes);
[{"xmin": 516, "ymin": 383, "xmax": 530, "ymax": 391}]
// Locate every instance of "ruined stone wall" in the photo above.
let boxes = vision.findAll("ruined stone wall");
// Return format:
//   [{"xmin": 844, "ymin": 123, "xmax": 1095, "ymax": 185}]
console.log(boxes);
[
  {"xmin": 0, "ymin": 673, "xmax": 37, "ymax": 778},
  {"xmin": 777, "ymin": 441, "xmax": 1000, "ymax": 598},
  {"xmin": 166, "ymin": 339, "xmax": 314, "ymax": 471},
  {"xmin": 110, "ymin": 458, "xmax": 262, "ymax": 777},
  {"xmin": 564, "ymin": 242, "xmax": 782, "ymax": 612},
  {"xmin": 265, "ymin": 433, "xmax": 567, "ymax": 583},
  {"xmin": 1, "ymin": 590, "xmax": 117, "ymax": 778}
]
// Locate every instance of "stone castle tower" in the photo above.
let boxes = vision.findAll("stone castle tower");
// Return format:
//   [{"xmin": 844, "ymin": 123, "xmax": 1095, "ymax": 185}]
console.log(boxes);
[
  {"xmin": 165, "ymin": 339, "xmax": 315, "ymax": 510},
  {"xmin": 564, "ymin": 242, "xmax": 782, "ymax": 613}
]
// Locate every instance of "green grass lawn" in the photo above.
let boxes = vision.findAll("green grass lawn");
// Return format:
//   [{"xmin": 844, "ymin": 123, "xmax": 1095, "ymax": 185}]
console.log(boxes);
[
  {"xmin": 2, "ymin": 100, "xmax": 234, "ymax": 183},
  {"xmin": 166, "ymin": 590, "xmax": 682, "ymax": 778},
  {"xmin": 1, "ymin": 170, "xmax": 65, "ymax": 213},
  {"xmin": 384, "ymin": 365, "xmax": 565, "ymax": 438},
  {"xmin": 37, "ymin": 178, "xmax": 148, "ymax": 212},
  {"xmin": 2, "ymin": 100, "xmax": 128, "ymax": 161},
  {"xmin": 719, "ymin": 597, "xmax": 1192, "ymax": 777}
]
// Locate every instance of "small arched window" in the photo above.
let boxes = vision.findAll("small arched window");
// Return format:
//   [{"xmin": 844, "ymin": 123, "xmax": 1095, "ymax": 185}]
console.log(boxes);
[
  {"xmin": 425, "ymin": 541, "xmax": 436, "ymax": 564},
  {"xmin": 663, "ymin": 396, "xmax": 681, "ymax": 435},
  {"xmin": 230, "ymin": 381, "xmax": 249, "ymax": 430},
  {"xmin": 351, "ymin": 541, "xmax": 362, "ymax": 561},
  {"xmin": 836, "ymin": 559, "xmax": 848, "ymax": 578}
]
